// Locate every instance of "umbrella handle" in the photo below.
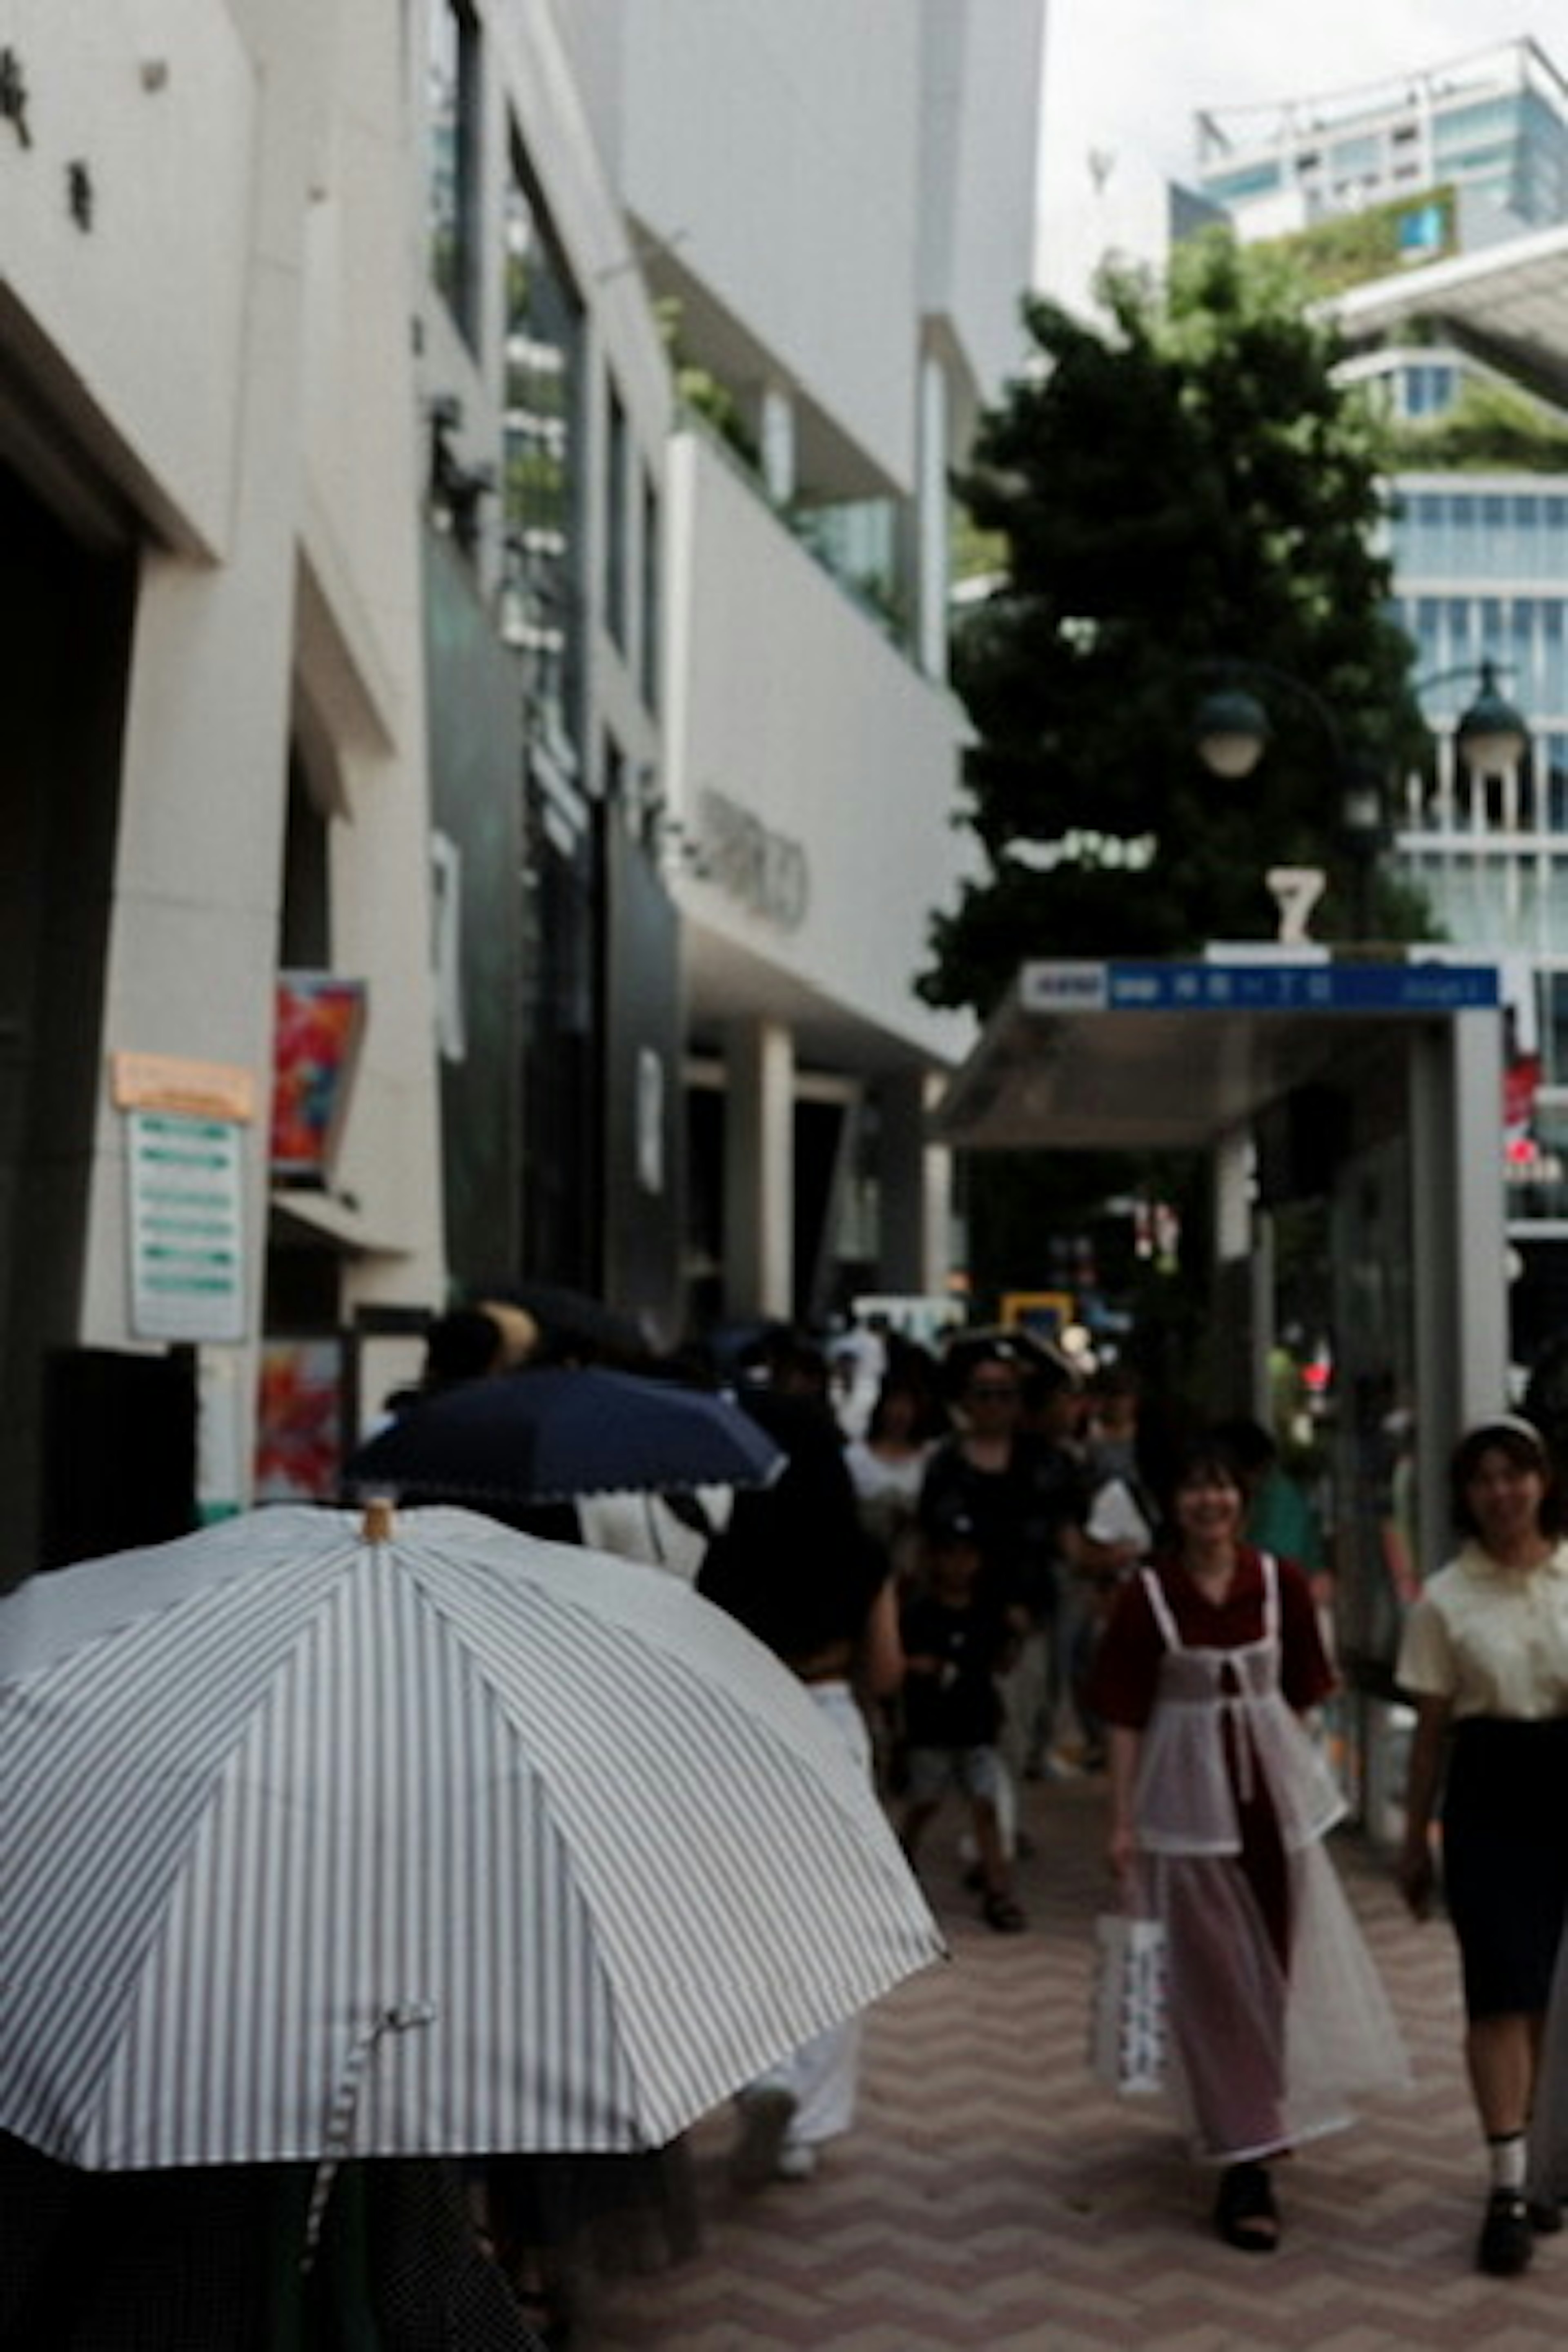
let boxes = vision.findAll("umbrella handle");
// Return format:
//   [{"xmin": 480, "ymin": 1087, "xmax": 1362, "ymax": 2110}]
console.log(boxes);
[
  {"xmin": 360, "ymin": 1497, "xmax": 397, "ymax": 1544},
  {"xmin": 302, "ymin": 2000, "xmax": 436, "ymax": 2268}
]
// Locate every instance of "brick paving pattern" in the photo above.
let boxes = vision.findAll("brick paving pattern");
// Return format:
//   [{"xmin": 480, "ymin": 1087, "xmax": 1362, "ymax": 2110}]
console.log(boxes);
[{"xmin": 578, "ymin": 1772, "xmax": 1567, "ymax": 2350}]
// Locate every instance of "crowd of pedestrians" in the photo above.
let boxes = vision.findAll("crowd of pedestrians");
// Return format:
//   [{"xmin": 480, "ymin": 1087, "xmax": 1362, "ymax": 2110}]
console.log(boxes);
[
  {"xmin": 681, "ymin": 1314, "xmax": 1568, "ymax": 2289},
  {"xmin": 19, "ymin": 1288, "xmax": 1568, "ymax": 2348}
]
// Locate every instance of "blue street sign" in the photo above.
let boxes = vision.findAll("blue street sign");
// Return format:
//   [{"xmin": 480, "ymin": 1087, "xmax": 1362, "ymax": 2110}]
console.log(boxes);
[{"xmin": 1020, "ymin": 960, "xmax": 1499, "ymax": 1017}]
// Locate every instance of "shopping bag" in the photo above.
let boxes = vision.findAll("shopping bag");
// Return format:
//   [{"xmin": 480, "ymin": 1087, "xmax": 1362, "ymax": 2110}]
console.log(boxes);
[
  {"xmin": 1085, "ymin": 1474, "xmax": 1152, "ymax": 1557},
  {"xmin": 1088, "ymin": 1911, "xmax": 1167, "ymax": 2096}
]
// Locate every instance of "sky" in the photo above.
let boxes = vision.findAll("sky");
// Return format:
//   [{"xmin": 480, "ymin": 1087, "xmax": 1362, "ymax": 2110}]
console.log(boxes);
[{"xmin": 1037, "ymin": 0, "xmax": 1554, "ymax": 305}]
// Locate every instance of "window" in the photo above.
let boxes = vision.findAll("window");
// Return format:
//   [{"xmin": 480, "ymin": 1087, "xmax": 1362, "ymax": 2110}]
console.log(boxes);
[
  {"xmin": 280, "ymin": 753, "xmax": 330, "ymax": 968},
  {"xmin": 428, "ymin": 0, "xmax": 481, "ymax": 347},
  {"xmin": 499, "ymin": 129, "xmax": 585, "ymax": 771}
]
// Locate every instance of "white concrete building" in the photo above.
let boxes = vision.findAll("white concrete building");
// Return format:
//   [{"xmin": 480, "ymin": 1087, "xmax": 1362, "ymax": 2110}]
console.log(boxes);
[
  {"xmin": 1194, "ymin": 36, "xmax": 1568, "ymax": 247},
  {"xmin": 0, "ymin": 0, "xmax": 1044, "ymax": 1572},
  {"xmin": 557, "ymin": 0, "xmax": 1044, "ymax": 1327},
  {"xmin": 0, "ymin": 0, "xmax": 444, "ymax": 1573}
]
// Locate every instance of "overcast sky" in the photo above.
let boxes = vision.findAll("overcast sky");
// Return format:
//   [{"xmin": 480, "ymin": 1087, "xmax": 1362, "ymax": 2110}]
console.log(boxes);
[{"xmin": 1038, "ymin": 2, "xmax": 1554, "ymax": 303}]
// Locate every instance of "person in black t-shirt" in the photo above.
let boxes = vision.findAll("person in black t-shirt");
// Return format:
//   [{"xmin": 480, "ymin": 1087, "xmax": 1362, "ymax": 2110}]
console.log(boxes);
[
  {"xmin": 698, "ymin": 1383, "xmax": 904, "ymax": 2185},
  {"xmin": 898, "ymin": 1503, "xmax": 1026, "ymax": 1932}
]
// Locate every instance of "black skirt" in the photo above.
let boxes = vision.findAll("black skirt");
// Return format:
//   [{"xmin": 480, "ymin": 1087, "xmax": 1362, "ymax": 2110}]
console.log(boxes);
[{"xmin": 1442, "ymin": 1715, "xmax": 1568, "ymax": 2019}]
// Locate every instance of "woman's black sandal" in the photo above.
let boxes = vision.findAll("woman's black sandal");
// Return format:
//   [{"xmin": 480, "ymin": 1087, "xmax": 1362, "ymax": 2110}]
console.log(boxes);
[{"xmin": 1214, "ymin": 2162, "xmax": 1280, "ymax": 2252}]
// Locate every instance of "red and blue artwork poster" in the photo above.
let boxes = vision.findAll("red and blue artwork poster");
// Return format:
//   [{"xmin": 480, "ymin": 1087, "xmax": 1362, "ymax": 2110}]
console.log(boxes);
[{"xmin": 270, "ymin": 973, "xmax": 367, "ymax": 1182}]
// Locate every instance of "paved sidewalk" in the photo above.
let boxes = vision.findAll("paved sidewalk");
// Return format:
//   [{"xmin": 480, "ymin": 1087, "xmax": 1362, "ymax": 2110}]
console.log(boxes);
[{"xmin": 578, "ymin": 1771, "xmax": 1566, "ymax": 2350}]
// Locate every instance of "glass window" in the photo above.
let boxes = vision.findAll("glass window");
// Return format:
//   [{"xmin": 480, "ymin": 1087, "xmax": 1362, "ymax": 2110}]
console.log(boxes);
[
  {"xmin": 1201, "ymin": 161, "xmax": 1282, "ymax": 203},
  {"xmin": 499, "ymin": 129, "xmax": 586, "ymax": 772},
  {"xmin": 1330, "ymin": 133, "xmax": 1381, "ymax": 179},
  {"xmin": 1544, "ymin": 610, "xmax": 1567, "ymax": 715},
  {"xmin": 1550, "ymin": 498, "xmax": 1568, "ymax": 582},
  {"xmin": 428, "ymin": 0, "xmax": 481, "ymax": 347}
]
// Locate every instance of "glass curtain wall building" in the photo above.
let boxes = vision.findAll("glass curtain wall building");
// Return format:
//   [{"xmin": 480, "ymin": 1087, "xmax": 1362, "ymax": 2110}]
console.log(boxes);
[
  {"xmin": 1195, "ymin": 38, "xmax": 1568, "ymax": 237},
  {"xmin": 1341, "ymin": 341, "xmax": 1568, "ymax": 1358},
  {"xmin": 1185, "ymin": 30, "xmax": 1568, "ymax": 1369}
]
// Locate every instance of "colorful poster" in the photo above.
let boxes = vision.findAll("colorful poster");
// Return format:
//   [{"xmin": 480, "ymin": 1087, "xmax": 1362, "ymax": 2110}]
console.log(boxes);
[
  {"xmin": 270, "ymin": 974, "xmax": 366, "ymax": 1180},
  {"xmin": 254, "ymin": 1338, "xmax": 346, "ymax": 1502}
]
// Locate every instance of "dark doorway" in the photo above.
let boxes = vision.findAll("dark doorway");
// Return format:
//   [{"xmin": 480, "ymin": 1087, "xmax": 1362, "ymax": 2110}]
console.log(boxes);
[{"xmin": 0, "ymin": 457, "xmax": 135, "ymax": 1583}]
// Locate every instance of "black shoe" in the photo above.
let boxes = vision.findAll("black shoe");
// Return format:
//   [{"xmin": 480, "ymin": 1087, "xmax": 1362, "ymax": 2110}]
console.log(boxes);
[
  {"xmin": 1529, "ymin": 2196, "xmax": 1564, "ymax": 2236},
  {"xmin": 1214, "ymin": 2162, "xmax": 1279, "ymax": 2253},
  {"xmin": 731, "ymin": 2086, "xmax": 797, "ymax": 2188},
  {"xmin": 1478, "ymin": 2188, "xmax": 1535, "ymax": 2276}
]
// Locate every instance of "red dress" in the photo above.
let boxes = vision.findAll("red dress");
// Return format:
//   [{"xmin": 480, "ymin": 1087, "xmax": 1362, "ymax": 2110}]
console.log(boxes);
[
  {"xmin": 1087, "ymin": 1548, "xmax": 1405, "ymax": 2162},
  {"xmin": 1089, "ymin": 1546, "xmax": 1332, "ymax": 1961}
]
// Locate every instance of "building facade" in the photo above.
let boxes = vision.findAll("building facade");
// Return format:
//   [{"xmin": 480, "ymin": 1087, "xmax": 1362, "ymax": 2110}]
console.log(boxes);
[
  {"xmin": 1331, "ymin": 231, "xmax": 1568, "ymax": 1364},
  {"xmin": 555, "ymin": 0, "xmax": 1043, "ymax": 1332},
  {"xmin": 0, "ymin": 0, "xmax": 446, "ymax": 1577},
  {"xmin": 0, "ymin": 2, "xmax": 1043, "ymax": 1572},
  {"xmin": 1181, "ymin": 34, "xmax": 1568, "ymax": 1372},
  {"xmin": 1194, "ymin": 36, "xmax": 1568, "ymax": 248}
]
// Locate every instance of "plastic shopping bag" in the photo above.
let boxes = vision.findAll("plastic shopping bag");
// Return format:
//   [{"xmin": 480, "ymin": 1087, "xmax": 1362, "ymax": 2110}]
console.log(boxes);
[{"xmin": 1088, "ymin": 1911, "xmax": 1167, "ymax": 2096}]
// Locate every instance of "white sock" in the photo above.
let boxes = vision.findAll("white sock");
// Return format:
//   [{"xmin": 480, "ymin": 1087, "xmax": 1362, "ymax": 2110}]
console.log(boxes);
[{"xmin": 1489, "ymin": 2132, "xmax": 1527, "ymax": 2193}]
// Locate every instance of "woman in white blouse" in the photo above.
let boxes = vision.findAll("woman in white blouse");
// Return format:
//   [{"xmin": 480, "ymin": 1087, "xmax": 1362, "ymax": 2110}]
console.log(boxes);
[{"xmin": 1396, "ymin": 1413, "xmax": 1568, "ymax": 2279}]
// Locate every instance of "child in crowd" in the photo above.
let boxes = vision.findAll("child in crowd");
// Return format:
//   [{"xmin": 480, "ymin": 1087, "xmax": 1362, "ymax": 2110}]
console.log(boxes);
[{"xmin": 898, "ymin": 1502, "xmax": 1026, "ymax": 1932}]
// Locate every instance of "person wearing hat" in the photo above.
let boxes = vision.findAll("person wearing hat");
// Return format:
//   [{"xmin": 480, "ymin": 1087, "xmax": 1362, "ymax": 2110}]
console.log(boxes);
[
  {"xmin": 1396, "ymin": 1412, "xmax": 1568, "ymax": 2277},
  {"xmin": 898, "ymin": 1499, "xmax": 1027, "ymax": 1931}
]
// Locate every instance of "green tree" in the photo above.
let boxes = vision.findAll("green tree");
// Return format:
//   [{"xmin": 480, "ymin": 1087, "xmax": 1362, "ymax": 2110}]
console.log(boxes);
[{"xmin": 922, "ymin": 232, "xmax": 1432, "ymax": 1018}]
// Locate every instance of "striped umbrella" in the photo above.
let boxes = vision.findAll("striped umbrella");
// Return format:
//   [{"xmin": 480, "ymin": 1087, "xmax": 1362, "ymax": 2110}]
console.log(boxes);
[{"xmin": 0, "ymin": 1504, "xmax": 942, "ymax": 2174}]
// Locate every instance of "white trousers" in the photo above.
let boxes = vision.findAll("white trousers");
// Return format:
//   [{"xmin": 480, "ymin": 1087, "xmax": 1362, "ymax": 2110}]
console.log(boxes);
[{"xmin": 746, "ymin": 1680, "xmax": 868, "ymax": 2148}]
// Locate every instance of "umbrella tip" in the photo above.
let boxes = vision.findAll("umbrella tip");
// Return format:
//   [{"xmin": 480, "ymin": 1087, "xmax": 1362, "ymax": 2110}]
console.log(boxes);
[{"xmin": 361, "ymin": 1497, "xmax": 397, "ymax": 1545}]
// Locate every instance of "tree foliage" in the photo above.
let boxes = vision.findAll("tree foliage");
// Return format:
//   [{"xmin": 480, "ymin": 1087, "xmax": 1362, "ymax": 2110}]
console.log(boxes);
[{"xmin": 922, "ymin": 232, "xmax": 1432, "ymax": 1017}]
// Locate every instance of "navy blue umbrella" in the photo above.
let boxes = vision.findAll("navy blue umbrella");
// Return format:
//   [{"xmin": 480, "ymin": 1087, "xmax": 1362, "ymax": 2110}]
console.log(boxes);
[{"xmin": 345, "ymin": 1366, "xmax": 785, "ymax": 1506}]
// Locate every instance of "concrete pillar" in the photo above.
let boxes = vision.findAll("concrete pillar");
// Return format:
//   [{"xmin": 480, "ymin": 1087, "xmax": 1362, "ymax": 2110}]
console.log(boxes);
[
  {"xmin": 759, "ymin": 383, "xmax": 796, "ymax": 506},
  {"xmin": 1408, "ymin": 1006, "xmax": 1508, "ymax": 1582},
  {"xmin": 915, "ymin": 352, "xmax": 950, "ymax": 682},
  {"xmin": 877, "ymin": 1070, "xmax": 951, "ymax": 1296},
  {"xmin": 723, "ymin": 1017, "xmax": 794, "ymax": 1321}
]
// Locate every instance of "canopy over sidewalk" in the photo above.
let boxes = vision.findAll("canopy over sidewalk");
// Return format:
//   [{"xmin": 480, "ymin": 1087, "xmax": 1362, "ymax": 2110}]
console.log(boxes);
[{"xmin": 930, "ymin": 957, "xmax": 1500, "ymax": 1152}]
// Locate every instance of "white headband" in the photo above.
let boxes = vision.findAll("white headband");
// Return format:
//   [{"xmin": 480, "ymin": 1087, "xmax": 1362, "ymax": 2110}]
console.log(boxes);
[{"xmin": 1460, "ymin": 1412, "xmax": 1548, "ymax": 1458}]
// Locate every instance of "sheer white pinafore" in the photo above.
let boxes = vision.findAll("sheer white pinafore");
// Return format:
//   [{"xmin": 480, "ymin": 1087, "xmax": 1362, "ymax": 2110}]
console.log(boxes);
[
  {"xmin": 1125, "ymin": 1555, "xmax": 1410, "ymax": 2163},
  {"xmin": 1132, "ymin": 1554, "xmax": 1345, "ymax": 1856}
]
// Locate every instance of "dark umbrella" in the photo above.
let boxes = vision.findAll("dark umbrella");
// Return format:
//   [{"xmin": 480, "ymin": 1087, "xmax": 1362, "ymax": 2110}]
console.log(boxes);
[
  {"xmin": 344, "ymin": 1366, "xmax": 785, "ymax": 1506},
  {"xmin": 486, "ymin": 1282, "xmax": 650, "ymax": 1365}
]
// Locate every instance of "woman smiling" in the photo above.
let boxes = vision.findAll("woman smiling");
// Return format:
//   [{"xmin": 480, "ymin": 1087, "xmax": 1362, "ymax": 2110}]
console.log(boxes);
[{"xmin": 1090, "ymin": 1432, "xmax": 1407, "ymax": 2253}]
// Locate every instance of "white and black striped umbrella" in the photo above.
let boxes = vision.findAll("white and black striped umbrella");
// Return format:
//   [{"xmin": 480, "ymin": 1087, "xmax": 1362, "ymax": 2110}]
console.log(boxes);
[{"xmin": 0, "ymin": 1504, "xmax": 941, "ymax": 2173}]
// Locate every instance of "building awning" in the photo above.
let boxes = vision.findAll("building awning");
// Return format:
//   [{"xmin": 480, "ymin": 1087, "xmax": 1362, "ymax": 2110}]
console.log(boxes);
[
  {"xmin": 1330, "ymin": 223, "xmax": 1568, "ymax": 404},
  {"xmin": 930, "ymin": 958, "xmax": 1500, "ymax": 1152}
]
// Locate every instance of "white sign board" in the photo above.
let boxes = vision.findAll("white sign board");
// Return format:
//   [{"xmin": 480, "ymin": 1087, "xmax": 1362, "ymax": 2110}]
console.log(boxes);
[{"xmin": 128, "ymin": 1109, "xmax": 246, "ymax": 1343}]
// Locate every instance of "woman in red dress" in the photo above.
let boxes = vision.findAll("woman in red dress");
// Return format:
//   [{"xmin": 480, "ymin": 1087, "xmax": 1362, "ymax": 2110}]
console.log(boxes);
[{"xmin": 1089, "ymin": 1433, "xmax": 1407, "ymax": 2252}]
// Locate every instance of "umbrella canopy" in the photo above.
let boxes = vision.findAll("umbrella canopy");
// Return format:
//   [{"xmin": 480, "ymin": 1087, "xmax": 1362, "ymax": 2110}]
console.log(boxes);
[
  {"xmin": 488, "ymin": 1282, "xmax": 650, "ymax": 1365},
  {"xmin": 0, "ymin": 1505, "xmax": 942, "ymax": 2173},
  {"xmin": 343, "ymin": 1365, "xmax": 784, "ymax": 1506}
]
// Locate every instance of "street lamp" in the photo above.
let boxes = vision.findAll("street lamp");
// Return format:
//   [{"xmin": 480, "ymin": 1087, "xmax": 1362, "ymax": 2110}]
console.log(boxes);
[
  {"xmin": 1192, "ymin": 656, "xmax": 1531, "ymax": 940},
  {"xmin": 1192, "ymin": 659, "xmax": 1381, "ymax": 939},
  {"xmin": 1196, "ymin": 659, "xmax": 1529, "ymax": 787},
  {"xmin": 1447, "ymin": 658, "xmax": 1529, "ymax": 778}
]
